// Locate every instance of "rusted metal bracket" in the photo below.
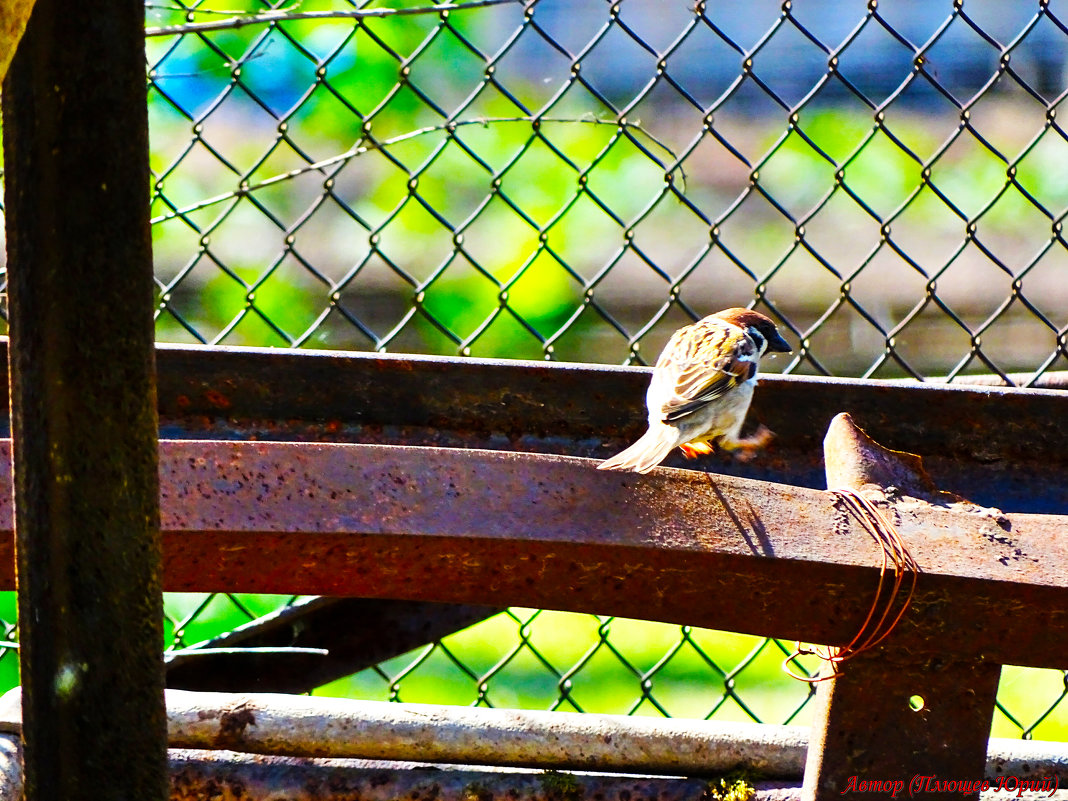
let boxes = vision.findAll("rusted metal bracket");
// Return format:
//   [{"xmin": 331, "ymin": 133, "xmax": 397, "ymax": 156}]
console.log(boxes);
[
  {"xmin": 803, "ymin": 649, "xmax": 1001, "ymax": 800},
  {"xmin": 165, "ymin": 598, "xmax": 502, "ymax": 693},
  {"xmin": 803, "ymin": 414, "xmax": 1008, "ymax": 800}
]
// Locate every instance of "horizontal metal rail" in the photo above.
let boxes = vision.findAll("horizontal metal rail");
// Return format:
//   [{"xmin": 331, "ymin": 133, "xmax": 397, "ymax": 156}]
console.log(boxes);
[
  {"xmin": 0, "ymin": 340, "xmax": 1061, "ymax": 514},
  {"xmin": 0, "ymin": 438, "xmax": 1062, "ymax": 669},
  {"xmin": 152, "ymin": 344, "xmax": 1068, "ymax": 517},
  {"xmin": 0, "ymin": 690, "xmax": 1064, "ymax": 779}
]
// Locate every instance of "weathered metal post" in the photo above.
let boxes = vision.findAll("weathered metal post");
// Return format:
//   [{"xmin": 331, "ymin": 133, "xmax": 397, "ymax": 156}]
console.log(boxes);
[
  {"xmin": 1, "ymin": 1, "xmax": 168, "ymax": 799},
  {"xmin": 802, "ymin": 414, "xmax": 1001, "ymax": 801}
]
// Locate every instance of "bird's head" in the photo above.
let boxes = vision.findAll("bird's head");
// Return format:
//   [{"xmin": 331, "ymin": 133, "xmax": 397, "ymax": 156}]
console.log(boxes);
[{"xmin": 712, "ymin": 308, "xmax": 792, "ymax": 355}]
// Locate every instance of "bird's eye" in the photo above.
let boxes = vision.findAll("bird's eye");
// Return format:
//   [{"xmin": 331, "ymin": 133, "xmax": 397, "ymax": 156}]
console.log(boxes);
[{"xmin": 749, "ymin": 328, "xmax": 767, "ymax": 354}]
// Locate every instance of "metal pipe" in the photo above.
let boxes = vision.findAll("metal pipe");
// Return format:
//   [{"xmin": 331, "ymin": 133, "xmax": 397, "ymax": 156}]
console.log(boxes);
[
  {"xmin": 1, "ymin": 1, "xmax": 167, "ymax": 799},
  {"xmin": 0, "ymin": 694, "xmax": 1064, "ymax": 800},
  {"xmin": 160, "ymin": 690, "xmax": 807, "ymax": 778}
]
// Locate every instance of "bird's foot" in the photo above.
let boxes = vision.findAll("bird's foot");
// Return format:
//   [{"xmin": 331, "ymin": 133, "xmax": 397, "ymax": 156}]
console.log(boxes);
[
  {"xmin": 721, "ymin": 424, "xmax": 775, "ymax": 462},
  {"xmin": 679, "ymin": 441, "xmax": 715, "ymax": 459}
]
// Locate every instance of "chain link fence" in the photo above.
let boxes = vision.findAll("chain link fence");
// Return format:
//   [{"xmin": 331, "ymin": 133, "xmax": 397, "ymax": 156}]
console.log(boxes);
[{"xmin": 1, "ymin": 0, "xmax": 1067, "ymax": 740}]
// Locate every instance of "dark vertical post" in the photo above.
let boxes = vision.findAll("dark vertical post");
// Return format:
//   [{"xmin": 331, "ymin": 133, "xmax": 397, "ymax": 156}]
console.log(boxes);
[{"xmin": 1, "ymin": 1, "xmax": 167, "ymax": 799}]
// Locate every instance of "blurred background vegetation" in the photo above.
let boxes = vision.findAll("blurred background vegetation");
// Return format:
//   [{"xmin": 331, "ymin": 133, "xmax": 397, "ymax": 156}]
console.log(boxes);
[{"xmin": 0, "ymin": 0, "xmax": 1066, "ymax": 740}]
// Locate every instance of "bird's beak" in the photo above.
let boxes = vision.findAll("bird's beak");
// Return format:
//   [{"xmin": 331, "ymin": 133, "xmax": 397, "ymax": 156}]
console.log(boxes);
[{"xmin": 768, "ymin": 330, "xmax": 792, "ymax": 353}]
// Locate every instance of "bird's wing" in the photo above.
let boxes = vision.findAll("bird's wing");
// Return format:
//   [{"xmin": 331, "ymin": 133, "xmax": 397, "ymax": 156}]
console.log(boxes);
[{"xmin": 652, "ymin": 318, "xmax": 757, "ymax": 423}]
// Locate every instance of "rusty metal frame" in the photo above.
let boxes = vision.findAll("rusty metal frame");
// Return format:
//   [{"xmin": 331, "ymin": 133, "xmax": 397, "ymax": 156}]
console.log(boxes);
[
  {"xmin": 154, "ymin": 344, "xmax": 1066, "ymax": 515},
  {"xmin": 1, "ymin": 338, "xmax": 1059, "ymax": 505},
  {"xmin": 0, "ymin": 339, "xmax": 1061, "ymax": 508},
  {"xmin": 0, "ymin": 342, "xmax": 1062, "ymax": 796},
  {"xmin": 1, "ymin": 0, "xmax": 1065, "ymax": 796}
]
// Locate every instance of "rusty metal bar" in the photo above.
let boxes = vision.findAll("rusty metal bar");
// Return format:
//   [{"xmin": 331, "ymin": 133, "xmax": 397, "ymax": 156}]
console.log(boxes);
[
  {"xmin": 904, "ymin": 371, "xmax": 1068, "ymax": 389},
  {"xmin": 1, "ymin": 1, "xmax": 167, "ymax": 799},
  {"xmin": 0, "ymin": 738, "xmax": 784, "ymax": 801},
  {"xmin": 803, "ymin": 650, "xmax": 1002, "ymax": 800},
  {"xmin": 165, "ymin": 598, "xmax": 501, "ymax": 693},
  {"xmin": 163, "ymin": 753, "xmax": 772, "ymax": 801},
  {"xmin": 0, "ymin": 341, "xmax": 1060, "ymax": 512},
  {"xmin": 150, "ymin": 344, "xmax": 1068, "ymax": 515},
  {"xmin": 0, "ymin": 439, "xmax": 1059, "ymax": 667},
  {"xmin": 0, "ymin": 741, "xmax": 1059, "ymax": 801}
]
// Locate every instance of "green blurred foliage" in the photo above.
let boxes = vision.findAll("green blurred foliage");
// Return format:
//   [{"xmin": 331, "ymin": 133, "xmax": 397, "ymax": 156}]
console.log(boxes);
[{"xmin": 760, "ymin": 107, "xmax": 1068, "ymax": 230}]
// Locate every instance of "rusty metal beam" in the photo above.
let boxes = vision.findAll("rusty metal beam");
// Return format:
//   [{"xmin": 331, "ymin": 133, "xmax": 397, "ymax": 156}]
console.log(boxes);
[
  {"xmin": 0, "ymin": 341, "xmax": 1060, "ymax": 513},
  {"xmin": 149, "ymin": 344, "xmax": 1068, "ymax": 515},
  {"xmin": 0, "ymin": 736, "xmax": 789, "ymax": 801},
  {"xmin": 910, "ymin": 371, "xmax": 1068, "ymax": 389},
  {"xmin": 0, "ymin": 439, "xmax": 1061, "ymax": 668},
  {"xmin": 2, "ymin": 2, "xmax": 167, "ymax": 800},
  {"xmin": 165, "ymin": 598, "xmax": 502, "ymax": 693},
  {"xmin": 162, "ymin": 753, "xmax": 770, "ymax": 801}
]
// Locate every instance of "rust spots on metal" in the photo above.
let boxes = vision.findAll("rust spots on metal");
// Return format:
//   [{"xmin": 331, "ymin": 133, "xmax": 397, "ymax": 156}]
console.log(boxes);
[
  {"xmin": 214, "ymin": 706, "xmax": 257, "ymax": 750},
  {"xmin": 163, "ymin": 752, "xmax": 772, "ymax": 801},
  {"xmin": 203, "ymin": 389, "xmax": 232, "ymax": 410},
  {"xmin": 0, "ymin": 437, "xmax": 1060, "ymax": 668}
]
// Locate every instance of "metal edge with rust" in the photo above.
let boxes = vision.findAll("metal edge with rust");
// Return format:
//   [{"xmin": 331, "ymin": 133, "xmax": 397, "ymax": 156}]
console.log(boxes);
[{"xmin": 0, "ymin": 340, "xmax": 1063, "ymax": 511}]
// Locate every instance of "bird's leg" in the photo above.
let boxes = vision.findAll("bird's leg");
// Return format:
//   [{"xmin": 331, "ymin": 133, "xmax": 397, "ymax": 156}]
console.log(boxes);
[
  {"xmin": 719, "ymin": 424, "xmax": 775, "ymax": 462},
  {"xmin": 679, "ymin": 440, "xmax": 715, "ymax": 459}
]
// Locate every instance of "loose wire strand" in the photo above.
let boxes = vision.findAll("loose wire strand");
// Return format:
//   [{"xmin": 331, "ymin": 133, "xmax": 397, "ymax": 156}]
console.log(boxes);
[{"xmin": 783, "ymin": 487, "xmax": 919, "ymax": 683}]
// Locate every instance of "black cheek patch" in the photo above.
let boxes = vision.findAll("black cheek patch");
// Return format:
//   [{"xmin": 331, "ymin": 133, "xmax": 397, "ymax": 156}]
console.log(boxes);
[{"xmin": 747, "ymin": 362, "xmax": 757, "ymax": 380}]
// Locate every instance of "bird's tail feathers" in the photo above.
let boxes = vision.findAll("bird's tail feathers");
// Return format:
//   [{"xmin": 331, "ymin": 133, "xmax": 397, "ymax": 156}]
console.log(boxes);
[{"xmin": 597, "ymin": 425, "xmax": 679, "ymax": 474}]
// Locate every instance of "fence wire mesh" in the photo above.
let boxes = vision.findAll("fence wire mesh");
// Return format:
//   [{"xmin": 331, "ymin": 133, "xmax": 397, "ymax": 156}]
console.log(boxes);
[
  {"xmin": 137, "ymin": 0, "xmax": 1068, "ymax": 383},
  {"xmin": 1, "ymin": 0, "xmax": 1067, "ymax": 741}
]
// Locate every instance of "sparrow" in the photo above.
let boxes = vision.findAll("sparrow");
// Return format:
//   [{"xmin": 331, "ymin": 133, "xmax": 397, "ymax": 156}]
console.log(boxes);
[{"xmin": 598, "ymin": 308, "xmax": 792, "ymax": 473}]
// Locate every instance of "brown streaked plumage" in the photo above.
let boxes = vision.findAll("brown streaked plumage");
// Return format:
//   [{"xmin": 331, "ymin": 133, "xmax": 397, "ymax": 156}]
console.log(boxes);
[{"xmin": 598, "ymin": 308, "xmax": 791, "ymax": 473}]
